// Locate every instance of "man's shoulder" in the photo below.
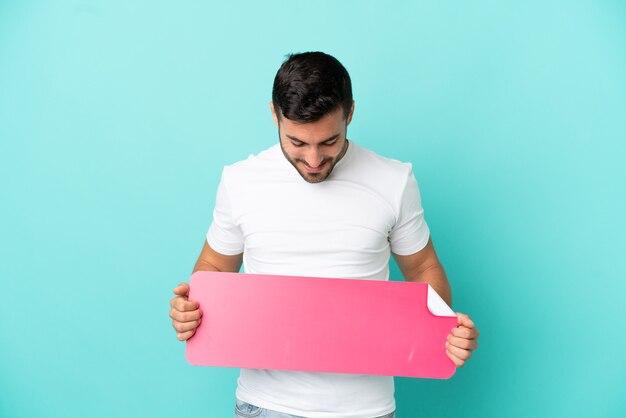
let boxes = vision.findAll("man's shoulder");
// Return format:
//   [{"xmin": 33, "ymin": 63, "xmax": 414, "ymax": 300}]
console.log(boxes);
[
  {"xmin": 222, "ymin": 143, "xmax": 283, "ymax": 177},
  {"xmin": 349, "ymin": 142, "xmax": 414, "ymax": 179}
]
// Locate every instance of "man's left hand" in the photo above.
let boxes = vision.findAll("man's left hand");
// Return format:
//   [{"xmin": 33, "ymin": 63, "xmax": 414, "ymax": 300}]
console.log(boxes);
[{"xmin": 446, "ymin": 312, "xmax": 480, "ymax": 368}]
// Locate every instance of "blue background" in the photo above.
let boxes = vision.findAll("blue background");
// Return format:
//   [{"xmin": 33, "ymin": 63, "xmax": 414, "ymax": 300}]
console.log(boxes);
[{"xmin": 1, "ymin": 1, "xmax": 625, "ymax": 417}]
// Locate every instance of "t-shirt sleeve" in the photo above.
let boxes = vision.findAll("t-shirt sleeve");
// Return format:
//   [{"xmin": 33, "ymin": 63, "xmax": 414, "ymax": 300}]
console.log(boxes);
[
  {"xmin": 389, "ymin": 169, "xmax": 430, "ymax": 255},
  {"xmin": 206, "ymin": 168, "xmax": 245, "ymax": 255}
]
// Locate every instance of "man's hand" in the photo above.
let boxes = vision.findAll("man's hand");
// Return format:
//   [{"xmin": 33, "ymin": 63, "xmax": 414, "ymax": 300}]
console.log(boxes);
[
  {"xmin": 169, "ymin": 282, "xmax": 203, "ymax": 341},
  {"xmin": 446, "ymin": 312, "xmax": 479, "ymax": 368}
]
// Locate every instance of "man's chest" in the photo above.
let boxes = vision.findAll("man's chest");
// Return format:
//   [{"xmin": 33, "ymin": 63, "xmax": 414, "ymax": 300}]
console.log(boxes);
[{"xmin": 231, "ymin": 180, "xmax": 396, "ymax": 254}]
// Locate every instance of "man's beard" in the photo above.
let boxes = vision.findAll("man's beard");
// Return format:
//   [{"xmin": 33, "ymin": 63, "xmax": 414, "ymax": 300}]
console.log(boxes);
[{"xmin": 279, "ymin": 138, "xmax": 349, "ymax": 184}]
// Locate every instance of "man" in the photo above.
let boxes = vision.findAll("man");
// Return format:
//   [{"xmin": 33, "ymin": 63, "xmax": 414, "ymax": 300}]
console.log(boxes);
[{"xmin": 169, "ymin": 51, "xmax": 480, "ymax": 418}]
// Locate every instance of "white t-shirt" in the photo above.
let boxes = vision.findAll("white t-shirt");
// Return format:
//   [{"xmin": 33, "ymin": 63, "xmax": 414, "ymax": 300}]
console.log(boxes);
[{"xmin": 206, "ymin": 140, "xmax": 430, "ymax": 418}]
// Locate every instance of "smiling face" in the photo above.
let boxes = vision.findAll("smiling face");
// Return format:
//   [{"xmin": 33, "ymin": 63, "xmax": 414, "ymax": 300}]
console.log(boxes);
[{"xmin": 271, "ymin": 101, "xmax": 354, "ymax": 183}]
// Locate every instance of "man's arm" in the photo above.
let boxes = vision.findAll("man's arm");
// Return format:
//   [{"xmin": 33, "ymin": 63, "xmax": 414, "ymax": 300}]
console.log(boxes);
[
  {"xmin": 192, "ymin": 240, "xmax": 243, "ymax": 273},
  {"xmin": 394, "ymin": 237, "xmax": 480, "ymax": 368},
  {"xmin": 392, "ymin": 237, "xmax": 452, "ymax": 307}
]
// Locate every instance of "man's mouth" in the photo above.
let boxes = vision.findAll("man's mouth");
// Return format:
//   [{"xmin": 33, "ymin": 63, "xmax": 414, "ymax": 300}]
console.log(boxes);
[{"xmin": 302, "ymin": 160, "xmax": 328, "ymax": 173}]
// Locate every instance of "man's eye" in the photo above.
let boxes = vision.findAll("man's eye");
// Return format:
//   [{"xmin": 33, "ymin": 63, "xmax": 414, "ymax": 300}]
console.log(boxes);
[
  {"xmin": 291, "ymin": 141, "xmax": 304, "ymax": 147},
  {"xmin": 324, "ymin": 140, "xmax": 337, "ymax": 146}
]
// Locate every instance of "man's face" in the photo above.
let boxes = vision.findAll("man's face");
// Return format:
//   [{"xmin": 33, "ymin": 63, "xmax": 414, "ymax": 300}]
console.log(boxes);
[{"xmin": 271, "ymin": 102, "xmax": 354, "ymax": 184}]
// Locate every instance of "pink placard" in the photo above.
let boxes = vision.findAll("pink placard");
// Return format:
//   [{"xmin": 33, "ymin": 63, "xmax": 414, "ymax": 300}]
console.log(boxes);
[{"xmin": 186, "ymin": 271, "xmax": 457, "ymax": 379}]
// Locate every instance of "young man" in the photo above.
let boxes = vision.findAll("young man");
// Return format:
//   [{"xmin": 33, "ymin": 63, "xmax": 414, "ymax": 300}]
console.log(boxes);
[{"xmin": 169, "ymin": 52, "xmax": 480, "ymax": 418}]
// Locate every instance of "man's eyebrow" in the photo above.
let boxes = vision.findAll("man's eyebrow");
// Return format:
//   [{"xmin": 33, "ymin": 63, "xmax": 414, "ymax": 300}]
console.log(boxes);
[{"xmin": 286, "ymin": 134, "xmax": 340, "ymax": 144}]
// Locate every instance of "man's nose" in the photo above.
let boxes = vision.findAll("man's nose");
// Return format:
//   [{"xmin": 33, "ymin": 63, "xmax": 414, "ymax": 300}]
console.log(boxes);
[{"xmin": 306, "ymin": 148, "xmax": 324, "ymax": 167}]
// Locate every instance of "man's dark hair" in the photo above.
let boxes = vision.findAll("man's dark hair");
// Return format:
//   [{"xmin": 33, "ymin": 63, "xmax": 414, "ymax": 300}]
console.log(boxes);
[{"xmin": 272, "ymin": 51, "xmax": 353, "ymax": 123}]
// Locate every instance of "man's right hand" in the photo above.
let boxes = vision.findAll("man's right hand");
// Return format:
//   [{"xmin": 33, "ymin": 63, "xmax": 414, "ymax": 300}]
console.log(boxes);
[{"xmin": 169, "ymin": 282, "xmax": 203, "ymax": 341}]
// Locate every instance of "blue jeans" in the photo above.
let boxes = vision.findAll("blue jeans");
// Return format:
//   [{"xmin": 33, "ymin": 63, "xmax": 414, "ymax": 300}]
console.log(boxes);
[{"xmin": 234, "ymin": 398, "xmax": 396, "ymax": 418}]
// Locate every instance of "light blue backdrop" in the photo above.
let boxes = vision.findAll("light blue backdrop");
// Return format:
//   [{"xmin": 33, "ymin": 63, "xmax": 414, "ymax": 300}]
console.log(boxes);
[{"xmin": 1, "ymin": 1, "xmax": 625, "ymax": 417}]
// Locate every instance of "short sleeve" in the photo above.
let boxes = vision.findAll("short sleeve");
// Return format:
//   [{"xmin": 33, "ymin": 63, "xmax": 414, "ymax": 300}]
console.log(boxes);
[
  {"xmin": 206, "ymin": 169, "xmax": 245, "ymax": 255},
  {"xmin": 389, "ymin": 170, "xmax": 430, "ymax": 255}
]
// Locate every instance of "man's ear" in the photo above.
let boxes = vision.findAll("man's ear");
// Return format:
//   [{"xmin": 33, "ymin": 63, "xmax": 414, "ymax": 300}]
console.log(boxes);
[
  {"xmin": 346, "ymin": 100, "xmax": 355, "ymax": 126},
  {"xmin": 269, "ymin": 101, "xmax": 279, "ymax": 127}
]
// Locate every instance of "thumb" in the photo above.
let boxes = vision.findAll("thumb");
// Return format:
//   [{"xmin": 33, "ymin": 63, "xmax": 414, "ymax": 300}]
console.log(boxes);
[
  {"xmin": 173, "ymin": 282, "xmax": 190, "ymax": 296},
  {"xmin": 456, "ymin": 312, "xmax": 475, "ymax": 328}
]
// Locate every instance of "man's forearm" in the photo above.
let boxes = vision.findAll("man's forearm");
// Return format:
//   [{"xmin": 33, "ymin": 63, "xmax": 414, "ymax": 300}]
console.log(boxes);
[
  {"xmin": 412, "ymin": 264, "xmax": 452, "ymax": 307},
  {"xmin": 192, "ymin": 260, "xmax": 221, "ymax": 274}
]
